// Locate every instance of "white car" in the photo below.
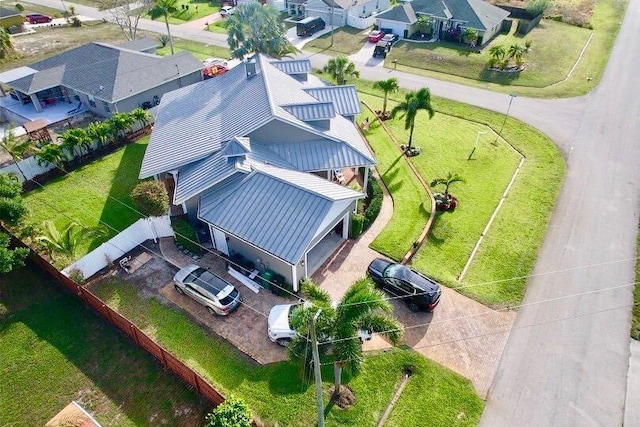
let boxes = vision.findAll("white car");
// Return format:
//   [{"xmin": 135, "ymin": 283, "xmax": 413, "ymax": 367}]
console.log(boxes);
[
  {"xmin": 220, "ymin": 6, "xmax": 235, "ymax": 16},
  {"xmin": 267, "ymin": 303, "xmax": 372, "ymax": 347},
  {"xmin": 173, "ymin": 264, "xmax": 241, "ymax": 316}
]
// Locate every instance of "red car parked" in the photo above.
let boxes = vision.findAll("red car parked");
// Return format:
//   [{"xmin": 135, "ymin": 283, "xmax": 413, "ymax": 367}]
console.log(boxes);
[
  {"xmin": 368, "ymin": 30, "xmax": 384, "ymax": 43},
  {"xmin": 26, "ymin": 14, "xmax": 53, "ymax": 24}
]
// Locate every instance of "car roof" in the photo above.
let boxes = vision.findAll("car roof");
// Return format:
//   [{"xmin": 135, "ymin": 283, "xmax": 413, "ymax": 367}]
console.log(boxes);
[{"xmin": 189, "ymin": 268, "xmax": 230, "ymax": 295}]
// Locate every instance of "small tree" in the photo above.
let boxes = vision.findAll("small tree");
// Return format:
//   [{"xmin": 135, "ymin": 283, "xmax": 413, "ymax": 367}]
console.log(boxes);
[
  {"xmin": 430, "ymin": 172, "xmax": 465, "ymax": 198},
  {"xmin": 86, "ymin": 121, "xmax": 113, "ymax": 149},
  {"xmin": 415, "ymin": 15, "xmax": 432, "ymax": 36},
  {"xmin": 131, "ymin": 108, "xmax": 151, "ymax": 128},
  {"xmin": 508, "ymin": 43, "xmax": 525, "ymax": 65},
  {"xmin": 323, "ymin": 56, "xmax": 359, "ymax": 85},
  {"xmin": 463, "ymin": 28, "xmax": 478, "ymax": 46},
  {"xmin": 526, "ymin": 0, "xmax": 551, "ymax": 16},
  {"xmin": 37, "ymin": 220, "xmax": 109, "ymax": 259},
  {"xmin": 109, "ymin": 112, "xmax": 136, "ymax": 140},
  {"xmin": 372, "ymin": 77, "xmax": 399, "ymax": 116},
  {"xmin": 390, "ymin": 87, "xmax": 435, "ymax": 154},
  {"xmin": 205, "ymin": 396, "xmax": 252, "ymax": 427},
  {"xmin": 58, "ymin": 127, "xmax": 92, "ymax": 159},
  {"xmin": 131, "ymin": 181, "xmax": 169, "ymax": 216},
  {"xmin": 0, "ymin": 233, "xmax": 28, "ymax": 273},
  {"xmin": 35, "ymin": 143, "xmax": 68, "ymax": 171},
  {"xmin": 150, "ymin": 0, "xmax": 178, "ymax": 55},
  {"xmin": 0, "ymin": 173, "xmax": 28, "ymax": 225},
  {"xmin": 1, "ymin": 127, "xmax": 32, "ymax": 181},
  {"xmin": 489, "ymin": 45, "xmax": 506, "ymax": 61},
  {"xmin": 0, "ymin": 28, "xmax": 13, "ymax": 59}
]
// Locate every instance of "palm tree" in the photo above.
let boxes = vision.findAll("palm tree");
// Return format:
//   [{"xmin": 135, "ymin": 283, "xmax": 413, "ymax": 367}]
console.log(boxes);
[
  {"xmin": 0, "ymin": 28, "xmax": 13, "ymax": 59},
  {"xmin": 58, "ymin": 128, "xmax": 92, "ymax": 159},
  {"xmin": 226, "ymin": 3, "xmax": 296, "ymax": 60},
  {"xmin": 86, "ymin": 121, "xmax": 112, "ymax": 150},
  {"xmin": 508, "ymin": 43, "xmax": 525, "ymax": 64},
  {"xmin": 372, "ymin": 78, "xmax": 399, "ymax": 116},
  {"xmin": 35, "ymin": 143, "xmax": 67, "ymax": 171},
  {"xmin": 131, "ymin": 108, "xmax": 151, "ymax": 129},
  {"xmin": 489, "ymin": 44, "xmax": 506, "ymax": 61},
  {"xmin": 1, "ymin": 127, "xmax": 31, "ymax": 181},
  {"xmin": 150, "ymin": 0, "xmax": 178, "ymax": 55},
  {"xmin": 390, "ymin": 87, "xmax": 435, "ymax": 152},
  {"xmin": 323, "ymin": 56, "xmax": 359, "ymax": 85},
  {"xmin": 110, "ymin": 112, "xmax": 136, "ymax": 140},
  {"xmin": 289, "ymin": 279, "xmax": 402, "ymax": 400},
  {"xmin": 430, "ymin": 172, "xmax": 465, "ymax": 198},
  {"xmin": 37, "ymin": 220, "xmax": 109, "ymax": 259}
]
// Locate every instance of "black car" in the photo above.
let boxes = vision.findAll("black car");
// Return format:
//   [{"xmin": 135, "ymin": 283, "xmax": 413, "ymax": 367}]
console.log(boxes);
[
  {"xmin": 367, "ymin": 258, "xmax": 441, "ymax": 312},
  {"xmin": 373, "ymin": 41, "xmax": 392, "ymax": 58},
  {"xmin": 381, "ymin": 33, "xmax": 399, "ymax": 46}
]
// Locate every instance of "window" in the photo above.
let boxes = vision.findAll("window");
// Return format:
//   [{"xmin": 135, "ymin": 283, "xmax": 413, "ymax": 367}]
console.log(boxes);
[
  {"xmin": 87, "ymin": 94, "xmax": 96, "ymax": 108},
  {"xmin": 102, "ymin": 101, "xmax": 111, "ymax": 113}
]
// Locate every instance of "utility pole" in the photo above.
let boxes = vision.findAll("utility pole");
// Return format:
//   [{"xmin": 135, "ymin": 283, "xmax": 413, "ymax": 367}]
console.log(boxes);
[
  {"xmin": 329, "ymin": 3, "xmax": 334, "ymax": 47},
  {"xmin": 494, "ymin": 93, "xmax": 516, "ymax": 144},
  {"xmin": 310, "ymin": 310, "xmax": 325, "ymax": 427}
]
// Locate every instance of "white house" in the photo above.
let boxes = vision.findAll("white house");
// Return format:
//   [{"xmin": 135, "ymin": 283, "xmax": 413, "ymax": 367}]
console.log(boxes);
[{"xmin": 304, "ymin": 0, "xmax": 391, "ymax": 30}]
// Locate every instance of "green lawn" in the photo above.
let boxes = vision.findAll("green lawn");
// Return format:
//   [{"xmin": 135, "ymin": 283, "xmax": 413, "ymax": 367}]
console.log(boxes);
[
  {"xmin": 0, "ymin": 265, "xmax": 209, "ymax": 426},
  {"xmin": 355, "ymin": 83, "xmax": 565, "ymax": 307},
  {"xmin": 151, "ymin": 0, "xmax": 223, "ymax": 24},
  {"xmin": 385, "ymin": 0, "xmax": 626, "ymax": 98},
  {"xmin": 634, "ymin": 230, "xmax": 640, "ymax": 340},
  {"xmin": 157, "ymin": 38, "xmax": 231, "ymax": 60},
  {"xmin": 92, "ymin": 277, "xmax": 483, "ymax": 426},
  {"xmin": 22, "ymin": 138, "xmax": 149, "ymax": 258},
  {"xmin": 305, "ymin": 27, "xmax": 369, "ymax": 55}
]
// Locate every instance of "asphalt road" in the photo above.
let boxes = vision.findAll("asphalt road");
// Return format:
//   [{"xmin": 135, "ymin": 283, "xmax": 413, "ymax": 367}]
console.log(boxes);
[{"xmin": 23, "ymin": 1, "xmax": 640, "ymax": 424}]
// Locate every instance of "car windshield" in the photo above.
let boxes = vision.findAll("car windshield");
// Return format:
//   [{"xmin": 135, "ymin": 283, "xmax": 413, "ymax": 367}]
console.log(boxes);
[
  {"xmin": 219, "ymin": 287, "xmax": 238, "ymax": 306},
  {"xmin": 383, "ymin": 263, "xmax": 410, "ymax": 280},
  {"xmin": 189, "ymin": 268, "xmax": 227, "ymax": 294}
]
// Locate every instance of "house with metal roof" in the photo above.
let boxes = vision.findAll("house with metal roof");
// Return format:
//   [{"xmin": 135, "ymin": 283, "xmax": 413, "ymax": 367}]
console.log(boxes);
[
  {"xmin": 303, "ymin": 0, "xmax": 391, "ymax": 30},
  {"xmin": 140, "ymin": 54, "xmax": 376, "ymax": 291},
  {"xmin": 375, "ymin": 0, "xmax": 510, "ymax": 44},
  {"xmin": 0, "ymin": 42, "xmax": 203, "ymax": 125}
]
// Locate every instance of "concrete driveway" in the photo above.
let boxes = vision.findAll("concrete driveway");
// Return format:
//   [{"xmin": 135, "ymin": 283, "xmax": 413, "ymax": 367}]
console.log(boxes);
[
  {"xmin": 286, "ymin": 26, "xmax": 333, "ymax": 50},
  {"xmin": 348, "ymin": 41, "xmax": 386, "ymax": 68}
]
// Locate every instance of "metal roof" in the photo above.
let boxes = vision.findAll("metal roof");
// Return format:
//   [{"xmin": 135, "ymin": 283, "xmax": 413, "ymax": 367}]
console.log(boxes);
[
  {"xmin": 141, "ymin": 54, "xmax": 375, "ymax": 179},
  {"xmin": 174, "ymin": 152, "xmax": 244, "ymax": 205},
  {"xmin": 269, "ymin": 59, "xmax": 311, "ymax": 75},
  {"xmin": 198, "ymin": 165, "xmax": 362, "ymax": 264},
  {"xmin": 4, "ymin": 43, "xmax": 203, "ymax": 101},
  {"xmin": 283, "ymin": 102, "xmax": 336, "ymax": 121},
  {"xmin": 220, "ymin": 137, "xmax": 251, "ymax": 157},
  {"xmin": 304, "ymin": 85, "xmax": 362, "ymax": 116},
  {"xmin": 267, "ymin": 139, "xmax": 374, "ymax": 171}
]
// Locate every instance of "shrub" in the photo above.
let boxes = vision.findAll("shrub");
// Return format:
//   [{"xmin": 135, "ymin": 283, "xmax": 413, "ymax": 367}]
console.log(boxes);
[
  {"xmin": 205, "ymin": 396, "xmax": 252, "ymax": 427},
  {"xmin": 159, "ymin": 34, "xmax": 170, "ymax": 47},
  {"xmin": 71, "ymin": 17, "xmax": 82, "ymax": 27},
  {"xmin": 68, "ymin": 268, "xmax": 85, "ymax": 284},
  {"xmin": 130, "ymin": 181, "xmax": 169, "ymax": 217},
  {"xmin": 526, "ymin": 0, "xmax": 551, "ymax": 16},
  {"xmin": 171, "ymin": 216, "xmax": 202, "ymax": 254},
  {"xmin": 15, "ymin": 4, "xmax": 24, "ymax": 11},
  {"xmin": 350, "ymin": 213, "xmax": 365, "ymax": 238},
  {"xmin": 363, "ymin": 174, "xmax": 383, "ymax": 231}
]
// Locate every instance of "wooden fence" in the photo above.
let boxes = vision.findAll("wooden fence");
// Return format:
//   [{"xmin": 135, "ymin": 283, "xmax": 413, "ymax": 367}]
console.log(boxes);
[{"xmin": 3, "ymin": 226, "xmax": 225, "ymax": 407}]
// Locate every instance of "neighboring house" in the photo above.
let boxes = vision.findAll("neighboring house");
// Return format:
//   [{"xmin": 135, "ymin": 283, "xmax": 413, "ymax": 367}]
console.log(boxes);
[
  {"xmin": 140, "ymin": 54, "xmax": 376, "ymax": 290},
  {"xmin": 376, "ymin": 0, "xmax": 510, "ymax": 44},
  {"xmin": 0, "ymin": 42, "xmax": 203, "ymax": 124},
  {"xmin": 0, "ymin": 7, "xmax": 24, "ymax": 30},
  {"xmin": 304, "ymin": 0, "xmax": 391, "ymax": 29}
]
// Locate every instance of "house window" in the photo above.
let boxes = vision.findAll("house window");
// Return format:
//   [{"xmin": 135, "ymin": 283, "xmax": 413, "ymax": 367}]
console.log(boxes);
[{"xmin": 103, "ymin": 101, "xmax": 111, "ymax": 113}]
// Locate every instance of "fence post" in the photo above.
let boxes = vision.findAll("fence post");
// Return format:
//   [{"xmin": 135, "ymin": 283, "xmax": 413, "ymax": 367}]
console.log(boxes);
[
  {"xmin": 103, "ymin": 304, "xmax": 115, "ymax": 324},
  {"xmin": 193, "ymin": 372, "xmax": 202, "ymax": 394}
]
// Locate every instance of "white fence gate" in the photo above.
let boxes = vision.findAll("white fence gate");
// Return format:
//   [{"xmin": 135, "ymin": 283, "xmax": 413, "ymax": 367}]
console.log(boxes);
[{"xmin": 63, "ymin": 216, "xmax": 174, "ymax": 279}]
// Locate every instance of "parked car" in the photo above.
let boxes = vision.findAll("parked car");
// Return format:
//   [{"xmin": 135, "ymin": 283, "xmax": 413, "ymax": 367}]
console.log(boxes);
[
  {"xmin": 268, "ymin": 303, "xmax": 372, "ymax": 346},
  {"xmin": 296, "ymin": 16, "xmax": 325, "ymax": 37},
  {"xmin": 381, "ymin": 33, "xmax": 399, "ymax": 46},
  {"xmin": 173, "ymin": 264, "xmax": 242, "ymax": 316},
  {"xmin": 367, "ymin": 258, "xmax": 441, "ymax": 312},
  {"xmin": 368, "ymin": 30, "xmax": 385, "ymax": 43},
  {"xmin": 220, "ymin": 6, "xmax": 235, "ymax": 16},
  {"xmin": 373, "ymin": 41, "xmax": 392, "ymax": 58},
  {"xmin": 26, "ymin": 13, "xmax": 53, "ymax": 24}
]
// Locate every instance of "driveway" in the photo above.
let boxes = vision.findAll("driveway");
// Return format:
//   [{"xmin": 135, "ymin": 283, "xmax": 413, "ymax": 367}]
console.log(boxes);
[
  {"xmin": 286, "ymin": 26, "xmax": 333, "ymax": 50},
  {"xmin": 348, "ymin": 41, "xmax": 386, "ymax": 68}
]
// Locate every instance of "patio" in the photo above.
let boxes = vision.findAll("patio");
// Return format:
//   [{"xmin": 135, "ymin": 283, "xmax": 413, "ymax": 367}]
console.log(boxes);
[{"xmin": 0, "ymin": 95, "xmax": 86, "ymax": 126}]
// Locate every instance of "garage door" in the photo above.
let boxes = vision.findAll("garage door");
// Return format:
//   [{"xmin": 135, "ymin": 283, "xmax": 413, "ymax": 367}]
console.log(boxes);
[
  {"xmin": 307, "ymin": 9, "xmax": 344, "ymax": 28},
  {"xmin": 377, "ymin": 19, "xmax": 407, "ymax": 38}
]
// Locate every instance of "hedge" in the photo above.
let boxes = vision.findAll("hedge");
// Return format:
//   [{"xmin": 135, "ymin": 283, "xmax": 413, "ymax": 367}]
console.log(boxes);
[
  {"xmin": 171, "ymin": 217, "xmax": 202, "ymax": 254},
  {"xmin": 363, "ymin": 174, "xmax": 383, "ymax": 231}
]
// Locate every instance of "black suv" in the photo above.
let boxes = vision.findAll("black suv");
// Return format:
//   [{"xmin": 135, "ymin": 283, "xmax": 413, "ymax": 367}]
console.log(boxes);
[
  {"xmin": 367, "ymin": 258, "xmax": 441, "ymax": 312},
  {"xmin": 373, "ymin": 41, "xmax": 392, "ymax": 58}
]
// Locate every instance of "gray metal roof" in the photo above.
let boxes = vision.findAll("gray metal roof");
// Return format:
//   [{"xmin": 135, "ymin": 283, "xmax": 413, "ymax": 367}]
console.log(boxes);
[
  {"xmin": 174, "ymin": 151, "xmax": 245, "ymax": 204},
  {"xmin": 220, "ymin": 137, "xmax": 251, "ymax": 158},
  {"xmin": 283, "ymin": 102, "xmax": 336, "ymax": 121},
  {"xmin": 304, "ymin": 86, "xmax": 361, "ymax": 116},
  {"xmin": 118, "ymin": 37, "xmax": 161, "ymax": 52},
  {"xmin": 141, "ymin": 54, "xmax": 375, "ymax": 179},
  {"xmin": 269, "ymin": 59, "xmax": 311, "ymax": 75},
  {"xmin": 5, "ymin": 43, "xmax": 203, "ymax": 101},
  {"xmin": 267, "ymin": 139, "xmax": 374, "ymax": 171},
  {"xmin": 198, "ymin": 164, "xmax": 362, "ymax": 264}
]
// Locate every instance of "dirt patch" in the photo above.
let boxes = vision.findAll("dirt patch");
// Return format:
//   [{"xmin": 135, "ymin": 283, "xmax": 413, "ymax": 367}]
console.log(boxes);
[{"xmin": 332, "ymin": 385, "xmax": 356, "ymax": 409}]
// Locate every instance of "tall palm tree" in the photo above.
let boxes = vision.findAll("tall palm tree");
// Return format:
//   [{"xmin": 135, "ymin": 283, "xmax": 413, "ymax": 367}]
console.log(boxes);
[
  {"xmin": 86, "ymin": 121, "xmax": 112, "ymax": 150},
  {"xmin": 289, "ymin": 279, "xmax": 402, "ymax": 399},
  {"xmin": 372, "ymin": 78, "xmax": 399, "ymax": 115},
  {"xmin": 150, "ymin": 0, "xmax": 177, "ymax": 55},
  {"xmin": 1, "ymin": 127, "xmax": 31, "ymax": 181},
  {"xmin": 0, "ymin": 28, "xmax": 13, "ymax": 59},
  {"xmin": 323, "ymin": 56, "xmax": 359, "ymax": 85},
  {"xmin": 58, "ymin": 127, "xmax": 92, "ymax": 159},
  {"xmin": 430, "ymin": 172, "xmax": 465, "ymax": 197},
  {"xmin": 37, "ymin": 220, "xmax": 109, "ymax": 259},
  {"xmin": 35, "ymin": 143, "xmax": 67, "ymax": 171},
  {"xmin": 390, "ymin": 87, "xmax": 435, "ymax": 151}
]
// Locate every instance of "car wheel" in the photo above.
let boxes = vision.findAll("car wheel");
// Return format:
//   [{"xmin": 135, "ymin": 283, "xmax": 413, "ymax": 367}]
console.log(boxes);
[
  {"xmin": 174, "ymin": 284, "xmax": 185, "ymax": 295},
  {"xmin": 206, "ymin": 306, "xmax": 216, "ymax": 316},
  {"xmin": 276, "ymin": 338, "xmax": 290, "ymax": 347},
  {"xmin": 408, "ymin": 302, "xmax": 419, "ymax": 312}
]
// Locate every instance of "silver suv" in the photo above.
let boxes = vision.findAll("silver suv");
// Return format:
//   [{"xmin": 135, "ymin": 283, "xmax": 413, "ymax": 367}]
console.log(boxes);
[{"xmin": 173, "ymin": 264, "xmax": 241, "ymax": 316}]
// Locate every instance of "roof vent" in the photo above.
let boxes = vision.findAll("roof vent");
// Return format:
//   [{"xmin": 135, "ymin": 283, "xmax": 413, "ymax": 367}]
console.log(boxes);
[{"xmin": 245, "ymin": 61, "xmax": 257, "ymax": 79}]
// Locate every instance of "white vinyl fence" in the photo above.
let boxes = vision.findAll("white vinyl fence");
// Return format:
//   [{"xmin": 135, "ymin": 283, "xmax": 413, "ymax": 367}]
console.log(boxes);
[
  {"xmin": 0, "ymin": 155, "xmax": 55, "ymax": 182},
  {"xmin": 63, "ymin": 216, "xmax": 174, "ymax": 279}
]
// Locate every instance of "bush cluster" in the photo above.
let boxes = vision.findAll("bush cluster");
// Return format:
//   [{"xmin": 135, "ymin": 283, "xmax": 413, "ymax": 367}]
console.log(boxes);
[
  {"xmin": 130, "ymin": 181, "xmax": 169, "ymax": 217},
  {"xmin": 363, "ymin": 174, "xmax": 383, "ymax": 231}
]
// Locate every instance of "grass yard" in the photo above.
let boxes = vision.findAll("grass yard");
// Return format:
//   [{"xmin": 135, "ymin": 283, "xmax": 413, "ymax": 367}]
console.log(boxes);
[
  {"xmin": 0, "ymin": 265, "xmax": 209, "ymax": 426},
  {"xmin": 634, "ymin": 230, "xmax": 640, "ymax": 340},
  {"xmin": 150, "ymin": 0, "xmax": 224, "ymax": 25},
  {"xmin": 91, "ymin": 277, "xmax": 483, "ymax": 426},
  {"xmin": 157, "ymin": 38, "xmax": 231, "ymax": 60},
  {"xmin": 305, "ymin": 27, "xmax": 369, "ymax": 55},
  {"xmin": 22, "ymin": 137, "xmax": 149, "ymax": 259},
  {"xmin": 384, "ymin": 0, "xmax": 626, "ymax": 97},
  {"xmin": 354, "ymin": 83, "xmax": 565, "ymax": 307}
]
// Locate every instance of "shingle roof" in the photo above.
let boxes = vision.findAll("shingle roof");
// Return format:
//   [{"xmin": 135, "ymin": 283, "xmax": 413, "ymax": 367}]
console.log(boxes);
[
  {"xmin": 412, "ymin": 0, "xmax": 509, "ymax": 30},
  {"xmin": 5, "ymin": 43, "xmax": 202, "ymax": 101},
  {"xmin": 304, "ymin": 85, "xmax": 361, "ymax": 116},
  {"xmin": 140, "ymin": 54, "xmax": 374, "ymax": 179},
  {"xmin": 118, "ymin": 37, "xmax": 161, "ymax": 52},
  {"xmin": 0, "ymin": 7, "xmax": 20, "ymax": 18},
  {"xmin": 198, "ymin": 164, "xmax": 362, "ymax": 264},
  {"xmin": 376, "ymin": 3, "xmax": 417, "ymax": 23}
]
